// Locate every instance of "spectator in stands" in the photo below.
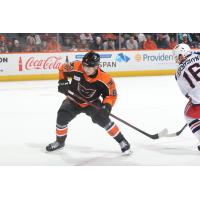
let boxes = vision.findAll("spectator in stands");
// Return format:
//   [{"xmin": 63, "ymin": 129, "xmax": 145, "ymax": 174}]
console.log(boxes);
[
  {"xmin": 102, "ymin": 33, "xmax": 117, "ymax": 41},
  {"xmin": 0, "ymin": 41, "xmax": 8, "ymax": 53},
  {"xmin": 74, "ymin": 36, "xmax": 83, "ymax": 50},
  {"xmin": 125, "ymin": 36, "xmax": 138, "ymax": 50},
  {"xmin": 168, "ymin": 37, "xmax": 177, "ymax": 49},
  {"xmin": 137, "ymin": 33, "xmax": 146, "ymax": 49},
  {"xmin": 115, "ymin": 35, "xmax": 126, "ymax": 50},
  {"xmin": 5, "ymin": 33, "xmax": 199, "ymax": 52},
  {"xmin": 103, "ymin": 38, "xmax": 115, "ymax": 50},
  {"xmin": 192, "ymin": 33, "xmax": 200, "ymax": 48},
  {"xmin": 178, "ymin": 33, "xmax": 193, "ymax": 47},
  {"xmin": 63, "ymin": 37, "xmax": 73, "ymax": 50},
  {"xmin": 71, "ymin": 41, "xmax": 78, "ymax": 51},
  {"xmin": 143, "ymin": 34, "xmax": 157, "ymax": 50},
  {"xmin": 12, "ymin": 39, "xmax": 22, "ymax": 52},
  {"xmin": 46, "ymin": 36, "xmax": 62, "ymax": 52},
  {"xmin": 79, "ymin": 40, "xmax": 90, "ymax": 51},
  {"xmin": 122, "ymin": 33, "xmax": 131, "ymax": 41},
  {"xmin": 26, "ymin": 34, "xmax": 36, "ymax": 46},
  {"xmin": 41, "ymin": 33, "xmax": 51, "ymax": 50},
  {"xmin": 156, "ymin": 33, "xmax": 168, "ymax": 49},
  {"xmin": 6, "ymin": 40, "xmax": 13, "ymax": 52},
  {"xmin": 162, "ymin": 33, "xmax": 170, "ymax": 43},
  {"xmin": 35, "ymin": 34, "xmax": 42, "ymax": 51},
  {"xmin": 182, "ymin": 33, "xmax": 193, "ymax": 47},
  {"xmin": 80, "ymin": 33, "xmax": 93, "ymax": 43},
  {"xmin": 91, "ymin": 36, "xmax": 103, "ymax": 50},
  {"xmin": 25, "ymin": 35, "xmax": 37, "ymax": 52},
  {"xmin": 0, "ymin": 34, "xmax": 6, "ymax": 43},
  {"xmin": 150, "ymin": 33, "xmax": 157, "ymax": 41}
]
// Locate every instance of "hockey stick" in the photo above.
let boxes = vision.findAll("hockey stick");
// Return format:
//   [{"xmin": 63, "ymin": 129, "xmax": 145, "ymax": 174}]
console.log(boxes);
[
  {"xmin": 158, "ymin": 123, "xmax": 187, "ymax": 138},
  {"xmin": 67, "ymin": 90, "xmax": 168, "ymax": 139}
]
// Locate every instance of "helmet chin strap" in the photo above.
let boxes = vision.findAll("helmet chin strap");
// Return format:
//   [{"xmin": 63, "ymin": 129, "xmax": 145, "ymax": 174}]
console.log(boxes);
[{"xmin": 88, "ymin": 67, "xmax": 98, "ymax": 77}]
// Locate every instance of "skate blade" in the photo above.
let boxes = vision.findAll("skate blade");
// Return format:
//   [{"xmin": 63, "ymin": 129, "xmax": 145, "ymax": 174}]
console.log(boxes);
[
  {"xmin": 122, "ymin": 149, "xmax": 133, "ymax": 155},
  {"xmin": 45, "ymin": 146, "xmax": 64, "ymax": 153}
]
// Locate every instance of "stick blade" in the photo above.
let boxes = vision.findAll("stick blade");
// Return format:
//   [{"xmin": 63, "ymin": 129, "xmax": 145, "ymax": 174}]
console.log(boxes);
[{"xmin": 158, "ymin": 128, "xmax": 169, "ymax": 138}]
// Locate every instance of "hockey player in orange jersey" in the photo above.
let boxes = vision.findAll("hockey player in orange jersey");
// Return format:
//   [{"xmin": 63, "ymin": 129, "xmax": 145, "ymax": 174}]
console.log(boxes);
[{"xmin": 46, "ymin": 51, "xmax": 131, "ymax": 154}]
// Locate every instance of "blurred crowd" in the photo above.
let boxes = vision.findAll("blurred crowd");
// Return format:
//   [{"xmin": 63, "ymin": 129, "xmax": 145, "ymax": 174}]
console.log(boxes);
[{"xmin": 1, "ymin": 33, "xmax": 200, "ymax": 53}]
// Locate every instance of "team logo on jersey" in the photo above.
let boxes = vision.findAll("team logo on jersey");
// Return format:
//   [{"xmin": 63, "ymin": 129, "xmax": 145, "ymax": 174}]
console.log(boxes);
[
  {"xmin": 74, "ymin": 75, "xmax": 81, "ymax": 81},
  {"xmin": 78, "ymin": 83, "xmax": 96, "ymax": 98}
]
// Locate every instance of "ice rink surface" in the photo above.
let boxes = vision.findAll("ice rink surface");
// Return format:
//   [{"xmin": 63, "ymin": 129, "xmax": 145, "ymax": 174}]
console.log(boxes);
[{"xmin": 1, "ymin": 75, "xmax": 200, "ymax": 166}]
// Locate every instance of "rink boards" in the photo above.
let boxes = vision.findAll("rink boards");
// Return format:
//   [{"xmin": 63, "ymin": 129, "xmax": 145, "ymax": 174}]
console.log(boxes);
[{"xmin": 0, "ymin": 50, "xmax": 179, "ymax": 81}]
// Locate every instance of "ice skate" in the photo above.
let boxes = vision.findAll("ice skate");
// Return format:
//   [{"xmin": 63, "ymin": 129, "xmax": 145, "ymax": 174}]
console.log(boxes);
[
  {"xmin": 119, "ymin": 139, "xmax": 132, "ymax": 155},
  {"xmin": 46, "ymin": 141, "xmax": 65, "ymax": 152}
]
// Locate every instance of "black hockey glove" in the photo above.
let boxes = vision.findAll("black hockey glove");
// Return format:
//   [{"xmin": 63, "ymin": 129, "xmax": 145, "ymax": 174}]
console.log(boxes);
[
  {"xmin": 98, "ymin": 103, "xmax": 112, "ymax": 119},
  {"xmin": 58, "ymin": 80, "xmax": 69, "ymax": 95}
]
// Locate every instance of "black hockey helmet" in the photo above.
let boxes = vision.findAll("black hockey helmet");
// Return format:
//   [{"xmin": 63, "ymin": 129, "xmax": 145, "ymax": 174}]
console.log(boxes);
[{"xmin": 82, "ymin": 51, "xmax": 100, "ymax": 67}]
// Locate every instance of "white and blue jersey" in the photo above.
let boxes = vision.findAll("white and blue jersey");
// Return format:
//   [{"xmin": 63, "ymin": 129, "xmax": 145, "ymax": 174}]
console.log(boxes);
[{"xmin": 175, "ymin": 52, "xmax": 200, "ymax": 104}]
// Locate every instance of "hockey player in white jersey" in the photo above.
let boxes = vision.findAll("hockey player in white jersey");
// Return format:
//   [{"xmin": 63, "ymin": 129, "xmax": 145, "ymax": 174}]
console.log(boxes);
[{"xmin": 173, "ymin": 43, "xmax": 200, "ymax": 151}]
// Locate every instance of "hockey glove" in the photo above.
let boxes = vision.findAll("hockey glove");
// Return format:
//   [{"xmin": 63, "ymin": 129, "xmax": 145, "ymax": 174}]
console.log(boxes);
[
  {"xmin": 185, "ymin": 93, "xmax": 190, "ymax": 98},
  {"xmin": 58, "ymin": 80, "xmax": 70, "ymax": 95},
  {"xmin": 98, "ymin": 103, "xmax": 112, "ymax": 119}
]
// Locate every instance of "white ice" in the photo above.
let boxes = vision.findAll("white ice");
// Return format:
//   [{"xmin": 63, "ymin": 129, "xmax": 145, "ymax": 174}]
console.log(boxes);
[{"xmin": 0, "ymin": 76, "xmax": 199, "ymax": 166}]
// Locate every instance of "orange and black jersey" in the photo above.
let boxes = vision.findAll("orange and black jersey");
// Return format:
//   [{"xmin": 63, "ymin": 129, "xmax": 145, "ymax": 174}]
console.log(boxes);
[{"xmin": 59, "ymin": 61, "xmax": 117, "ymax": 108}]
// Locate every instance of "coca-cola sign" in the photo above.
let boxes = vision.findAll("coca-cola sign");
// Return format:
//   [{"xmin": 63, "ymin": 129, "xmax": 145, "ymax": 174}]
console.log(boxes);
[
  {"xmin": 26, "ymin": 56, "xmax": 62, "ymax": 70},
  {"xmin": 19, "ymin": 56, "xmax": 63, "ymax": 71}
]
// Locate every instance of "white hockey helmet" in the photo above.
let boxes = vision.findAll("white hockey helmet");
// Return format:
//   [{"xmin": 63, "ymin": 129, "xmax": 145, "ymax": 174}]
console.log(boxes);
[{"xmin": 173, "ymin": 43, "xmax": 191, "ymax": 63}]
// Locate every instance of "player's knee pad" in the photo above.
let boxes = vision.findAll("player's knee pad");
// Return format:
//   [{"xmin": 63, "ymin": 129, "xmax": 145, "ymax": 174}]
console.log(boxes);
[
  {"xmin": 57, "ymin": 101, "xmax": 79, "ymax": 125},
  {"xmin": 92, "ymin": 114, "xmax": 110, "ymax": 127}
]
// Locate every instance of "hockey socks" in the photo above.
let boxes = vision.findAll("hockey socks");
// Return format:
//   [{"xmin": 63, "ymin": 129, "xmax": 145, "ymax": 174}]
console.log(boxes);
[
  {"xmin": 186, "ymin": 117, "xmax": 200, "ymax": 151},
  {"xmin": 46, "ymin": 124, "xmax": 68, "ymax": 152},
  {"xmin": 104, "ymin": 121, "xmax": 131, "ymax": 153},
  {"xmin": 188, "ymin": 119, "xmax": 200, "ymax": 141}
]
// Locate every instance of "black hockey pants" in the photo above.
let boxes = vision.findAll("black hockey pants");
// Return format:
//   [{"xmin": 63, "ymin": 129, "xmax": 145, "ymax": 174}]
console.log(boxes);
[{"xmin": 57, "ymin": 98, "xmax": 111, "ymax": 128}]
